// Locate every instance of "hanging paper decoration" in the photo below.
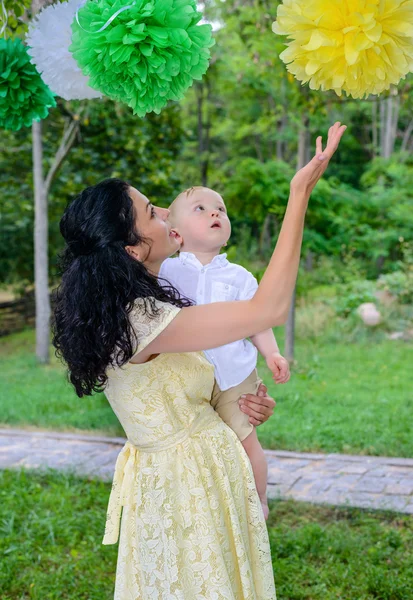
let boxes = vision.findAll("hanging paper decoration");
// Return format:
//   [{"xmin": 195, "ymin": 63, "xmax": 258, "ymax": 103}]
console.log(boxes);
[
  {"xmin": 0, "ymin": 38, "xmax": 56, "ymax": 131},
  {"xmin": 70, "ymin": 0, "xmax": 215, "ymax": 117},
  {"xmin": 272, "ymin": 0, "xmax": 413, "ymax": 99},
  {"xmin": 26, "ymin": 0, "xmax": 102, "ymax": 101}
]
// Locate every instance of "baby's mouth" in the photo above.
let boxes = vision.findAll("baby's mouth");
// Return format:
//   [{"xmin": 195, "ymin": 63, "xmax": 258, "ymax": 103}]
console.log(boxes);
[{"xmin": 211, "ymin": 220, "xmax": 221, "ymax": 229}]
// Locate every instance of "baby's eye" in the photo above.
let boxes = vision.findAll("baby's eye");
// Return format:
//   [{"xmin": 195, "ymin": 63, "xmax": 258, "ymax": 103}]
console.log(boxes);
[
  {"xmin": 195, "ymin": 205, "xmax": 204, "ymax": 211},
  {"xmin": 218, "ymin": 207, "xmax": 226, "ymax": 212}
]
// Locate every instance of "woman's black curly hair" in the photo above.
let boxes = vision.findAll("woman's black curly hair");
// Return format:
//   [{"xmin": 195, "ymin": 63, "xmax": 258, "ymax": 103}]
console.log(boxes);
[{"xmin": 52, "ymin": 178, "xmax": 191, "ymax": 398}]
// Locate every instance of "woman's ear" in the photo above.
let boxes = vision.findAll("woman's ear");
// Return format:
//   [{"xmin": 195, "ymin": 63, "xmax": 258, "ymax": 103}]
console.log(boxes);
[{"xmin": 125, "ymin": 245, "xmax": 142, "ymax": 262}]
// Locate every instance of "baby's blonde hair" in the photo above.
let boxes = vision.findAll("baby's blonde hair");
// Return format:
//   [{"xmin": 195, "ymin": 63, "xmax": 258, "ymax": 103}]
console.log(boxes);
[{"xmin": 169, "ymin": 186, "xmax": 206, "ymax": 213}]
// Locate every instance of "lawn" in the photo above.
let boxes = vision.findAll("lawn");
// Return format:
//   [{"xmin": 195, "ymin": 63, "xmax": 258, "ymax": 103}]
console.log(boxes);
[
  {"xmin": 1, "ymin": 469, "xmax": 412, "ymax": 600},
  {"xmin": 1, "ymin": 327, "xmax": 412, "ymax": 456}
]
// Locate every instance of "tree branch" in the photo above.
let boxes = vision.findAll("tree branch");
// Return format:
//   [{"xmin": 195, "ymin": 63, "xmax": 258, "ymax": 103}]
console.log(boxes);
[
  {"xmin": 401, "ymin": 117, "xmax": 413, "ymax": 153},
  {"xmin": 44, "ymin": 119, "xmax": 79, "ymax": 197}
]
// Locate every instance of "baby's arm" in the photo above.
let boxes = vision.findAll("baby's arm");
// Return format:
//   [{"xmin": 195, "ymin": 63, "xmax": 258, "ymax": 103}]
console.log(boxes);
[{"xmin": 251, "ymin": 329, "xmax": 290, "ymax": 384}]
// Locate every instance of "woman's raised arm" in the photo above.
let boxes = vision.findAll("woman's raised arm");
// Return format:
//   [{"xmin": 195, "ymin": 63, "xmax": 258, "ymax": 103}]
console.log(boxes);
[{"xmin": 138, "ymin": 122, "xmax": 346, "ymax": 360}]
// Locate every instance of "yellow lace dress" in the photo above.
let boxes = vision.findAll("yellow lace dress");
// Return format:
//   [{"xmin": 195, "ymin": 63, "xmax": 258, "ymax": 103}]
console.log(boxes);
[{"xmin": 103, "ymin": 298, "xmax": 276, "ymax": 599}]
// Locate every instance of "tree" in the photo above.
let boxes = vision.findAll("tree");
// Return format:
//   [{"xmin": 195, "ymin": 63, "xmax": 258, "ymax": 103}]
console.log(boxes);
[
  {"xmin": 1, "ymin": 0, "xmax": 83, "ymax": 361},
  {"xmin": 32, "ymin": 113, "xmax": 80, "ymax": 362}
]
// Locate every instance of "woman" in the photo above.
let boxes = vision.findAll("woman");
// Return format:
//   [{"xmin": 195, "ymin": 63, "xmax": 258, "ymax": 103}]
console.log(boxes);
[{"xmin": 53, "ymin": 122, "xmax": 346, "ymax": 599}]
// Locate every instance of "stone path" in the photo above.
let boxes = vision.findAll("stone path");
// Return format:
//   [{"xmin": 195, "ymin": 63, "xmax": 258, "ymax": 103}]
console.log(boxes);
[{"xmin": 1, "ymin": 428, "xmax": 413, "ymax": 514}]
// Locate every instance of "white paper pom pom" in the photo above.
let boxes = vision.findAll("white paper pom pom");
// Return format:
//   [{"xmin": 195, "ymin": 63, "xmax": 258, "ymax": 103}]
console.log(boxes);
[{"xmin": 26, "ymin": 0, "xmax": 102, "ymax": 101}]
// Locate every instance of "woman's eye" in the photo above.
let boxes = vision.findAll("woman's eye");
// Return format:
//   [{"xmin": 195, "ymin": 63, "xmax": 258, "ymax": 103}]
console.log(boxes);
[{"xmin": 151, "ymin": 206, "xmax": 156, "ymax": 218}]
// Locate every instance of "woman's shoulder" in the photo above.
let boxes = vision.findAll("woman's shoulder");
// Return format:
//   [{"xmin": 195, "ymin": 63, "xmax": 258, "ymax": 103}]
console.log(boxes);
[
  {"xmin": 131, "ymin": 296, "xmax": 179, "ymax": 315},
  {"xmin": 129, "ymin": 297, "xmax": 181, "ymax": 351}
]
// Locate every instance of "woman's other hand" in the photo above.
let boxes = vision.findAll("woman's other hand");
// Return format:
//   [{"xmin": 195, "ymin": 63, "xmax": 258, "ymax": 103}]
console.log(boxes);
[
  {"xmin": 238, "ymin": 383, "xmax": 276, "ymax": 426},
  {"xmin": 290, "ymin": 121, "xmax": 347, "ymax": 197}
]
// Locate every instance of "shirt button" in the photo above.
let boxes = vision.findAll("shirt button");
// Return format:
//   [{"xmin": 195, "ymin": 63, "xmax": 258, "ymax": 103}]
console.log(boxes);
[
  {"xmin": 201, "ymin": 268, "xmax": 205, "ymax": 273},
  {"xmin": 225, "ymin": 284, "xmax": 229, "ymax": 289}
]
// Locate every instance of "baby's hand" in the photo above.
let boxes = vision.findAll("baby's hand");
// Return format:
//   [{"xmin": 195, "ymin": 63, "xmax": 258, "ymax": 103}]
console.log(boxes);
[{"xmin": 266, "ymin": 352, "xmax": 290, "ymax": 384}]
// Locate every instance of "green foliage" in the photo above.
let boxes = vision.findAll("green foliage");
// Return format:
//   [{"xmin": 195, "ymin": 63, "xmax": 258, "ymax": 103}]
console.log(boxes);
[
  {"xmin": 0, "ymin": 0, "xmax": 31, "ymax": 38},
  {"xmin": 0, "ymin": 98, "xmax": 184, "ymax": 285},
  {"xmin": 378, "ymin": 271, "xmax": 413, "ymax": 305},
  {"xmin": 1, "ymin": 0, "xmax": 413, "ymax": 288},
  {"xmin": 333, "ymin": 279, "xmax": 377, "ymax": 318}
]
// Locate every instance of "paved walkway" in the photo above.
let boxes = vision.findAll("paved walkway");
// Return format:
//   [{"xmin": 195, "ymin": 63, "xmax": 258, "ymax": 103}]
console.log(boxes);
[{"xmin": 1, "ymin": 428, "xmax": 413, "ymax": 514}]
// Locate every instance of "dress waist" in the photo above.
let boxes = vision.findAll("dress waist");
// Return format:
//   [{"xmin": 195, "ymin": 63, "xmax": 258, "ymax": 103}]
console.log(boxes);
[
  {"xmin": 131, "ymin": 407, "xmax": 217, "ymax": 453},
  {"xmin": 102, "ymin": 408, "xmax": 221, "ymax": 545}
]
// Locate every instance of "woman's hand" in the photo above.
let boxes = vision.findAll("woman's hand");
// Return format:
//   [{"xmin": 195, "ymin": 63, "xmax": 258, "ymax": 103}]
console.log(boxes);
[
  {"xmin": 238, "ymin": 383, "xmax": 276, "ymax": 426},
  {"xmin": 290, "ymin": 121, "xmax": 347, "ymax": 197}
]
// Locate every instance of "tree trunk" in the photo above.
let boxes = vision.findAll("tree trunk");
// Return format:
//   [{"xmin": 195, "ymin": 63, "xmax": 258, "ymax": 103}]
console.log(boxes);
[
  {"xmin": 381, "ymin": 87, "xmax": 399, "ymax": 159},
  {"xmin": 305, "ymin": 250, "xmax": 314, "ymax": 271},
  {"xmin": 401, "ymin": 117, "xmax": 413, "ymax": 153},
  {"xmin": 276, "ymin": 112, "xmax": 287, "ymax": 161},
  {"xmin": 259, "ymin": 213, "xmax": 272, "ymax": 257},
  {"xmin": 196, "ymin": 82, "xmax": 210, "ymax": 187},
  {"xmin": 372, "ymin": 97, "xmax": 378, "ymax": 158},
  {"xmin": 379, "ymin": 96, "xmax": 386, "ymax": 157},
  {"xmin": 284, "ymin": 115, "xmax": 309, "ymax": 363},
  {"xmin": 32, "ymin": 120, "xmax": 50, "ymax": 364}
]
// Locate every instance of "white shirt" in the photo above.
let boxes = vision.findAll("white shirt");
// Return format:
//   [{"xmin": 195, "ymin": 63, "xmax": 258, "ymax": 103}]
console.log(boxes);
[{"xmin": 159, "ymin": 252, "xmax": 258, "ymax": 391}]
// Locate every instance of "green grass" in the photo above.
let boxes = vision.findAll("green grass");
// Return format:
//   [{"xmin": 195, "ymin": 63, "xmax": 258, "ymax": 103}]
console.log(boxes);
[
  {"xmin": 0, "ymin": 327, "xmax": 412, "ymax": 456},
  {"xmin": 1, "ymin": 469, "xmax": 412, "ymax": 600},
  {"xmin": 0, "ymin": 329, "xmax": 122, "ymax": 437},
  {"xmin": 257, "ymin": 328, "xmax": 413, "ymax": 457}
]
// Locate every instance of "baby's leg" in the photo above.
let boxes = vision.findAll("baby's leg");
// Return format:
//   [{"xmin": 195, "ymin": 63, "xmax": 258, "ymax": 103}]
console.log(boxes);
[
  {"xmin": 211, "ymin": 370, "xmax": 269, "ymax": 518},
  {"xmin": 242, "ymin": 429, "xmax": 269, "ymax": 520}
]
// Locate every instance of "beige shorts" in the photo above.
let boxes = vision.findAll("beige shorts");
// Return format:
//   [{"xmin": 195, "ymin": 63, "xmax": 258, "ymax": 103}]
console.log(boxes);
[{"xmin": 211, "ymin": 368, "xmax": 262, "ymax": 442}]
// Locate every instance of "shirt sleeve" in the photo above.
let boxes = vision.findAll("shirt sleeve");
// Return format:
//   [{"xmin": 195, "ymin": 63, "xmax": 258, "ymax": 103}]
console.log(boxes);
[
  {"xmin": 239, "ymin": 270, "xmax": 259, "ymax": 301},
  {"xmin": 129, "ymin": 297, "xmax": 181, "ymax": 355}
]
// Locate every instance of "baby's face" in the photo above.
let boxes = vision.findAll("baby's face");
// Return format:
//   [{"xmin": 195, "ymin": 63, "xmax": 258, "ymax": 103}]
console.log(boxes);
[{"xmin": 170, "ymin": 188, "xmax": 231, "ymax": 253}]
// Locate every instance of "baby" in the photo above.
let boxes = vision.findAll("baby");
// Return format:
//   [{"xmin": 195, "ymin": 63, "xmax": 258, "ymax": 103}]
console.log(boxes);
[{"xmin": 160, "ymin": 186, "xmax": 290, "ymax": 519}]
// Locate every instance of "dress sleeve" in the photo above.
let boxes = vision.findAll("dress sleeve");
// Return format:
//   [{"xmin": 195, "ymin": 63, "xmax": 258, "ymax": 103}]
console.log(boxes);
[{"xmin": 129, "ymin": 298, "xmax": 181, "ymax": 355}]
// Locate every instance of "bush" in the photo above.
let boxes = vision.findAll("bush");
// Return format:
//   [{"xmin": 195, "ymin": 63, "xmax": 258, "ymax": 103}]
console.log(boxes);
[
  {"xmin": 332, "ymin": 279, "xmax": 377, "ymax": 318},
  {"xmin": 377, "ymin": 271, "xmax": 413, "ymax": 305},
  {"xmin": 377, "ymin": 243, "xmax": 413, "ymax": 305}
]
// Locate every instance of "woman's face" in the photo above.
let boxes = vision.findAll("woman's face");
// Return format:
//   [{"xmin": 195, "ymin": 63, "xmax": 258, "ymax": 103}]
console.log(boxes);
[{"xmin": 127, "ymin": 186, "xmax": 180, "ymax": 272}]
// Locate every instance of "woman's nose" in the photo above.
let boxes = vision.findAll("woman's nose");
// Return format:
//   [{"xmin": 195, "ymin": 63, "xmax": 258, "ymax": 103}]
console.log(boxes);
[{"xmin": 158, "ymin": 207, "xmax": 170, "ymax": 220}]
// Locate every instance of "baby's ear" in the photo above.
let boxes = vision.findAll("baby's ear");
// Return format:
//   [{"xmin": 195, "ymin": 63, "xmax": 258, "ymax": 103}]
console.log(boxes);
[{"xmin": 171, "ymin": 228, "xmax": 183, "ymax": 246}]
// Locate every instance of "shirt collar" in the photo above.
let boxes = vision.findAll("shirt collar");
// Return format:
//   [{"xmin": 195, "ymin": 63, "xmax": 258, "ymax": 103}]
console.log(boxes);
[{"xmin": 179, "ymin": 252, "xmax": 228, "ymax": 269}]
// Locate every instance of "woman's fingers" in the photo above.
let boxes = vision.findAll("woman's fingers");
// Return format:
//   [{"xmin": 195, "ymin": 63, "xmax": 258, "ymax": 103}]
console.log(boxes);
[
  {"xmin": 316, "ymin": 136, "xmax": 323, "ymax": 155},
  {"xmin": 321, "ymin": 123, "xmax": 346, "ymax": 161},
  {"xmin": 327, "ymin": 123, "xmax": 346, "ymax": 152},
  {"xmin": 240, "ymin": 392, "xmax": 276, "ymax": 417},
  {"xmin": 243, "ymin": 402, "xmax": 273, "ymax": 425}
]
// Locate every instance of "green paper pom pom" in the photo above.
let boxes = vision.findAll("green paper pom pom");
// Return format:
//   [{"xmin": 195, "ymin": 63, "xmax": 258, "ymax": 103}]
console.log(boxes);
[
  {"xmin": 0, "ymin": 38, "xmax": 56, "ymax": 132},
  {"xmin": 70, "ymin": 0, "xmax": 215, "ymax": 117}
]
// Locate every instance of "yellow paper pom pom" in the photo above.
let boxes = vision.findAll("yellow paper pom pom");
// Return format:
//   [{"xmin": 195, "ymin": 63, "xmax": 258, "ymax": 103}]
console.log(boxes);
[{"xmin": 272, "ymin": 0, "xmax": 413, "ymax": 98}]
